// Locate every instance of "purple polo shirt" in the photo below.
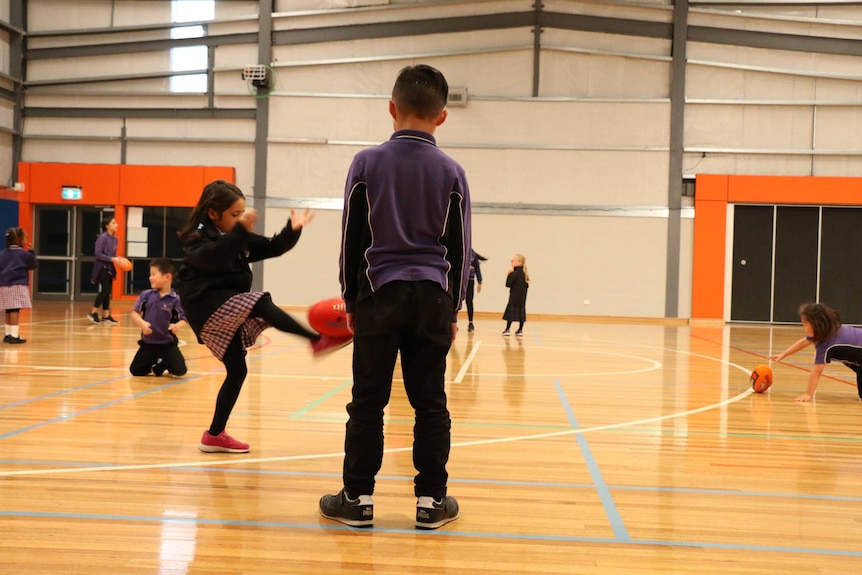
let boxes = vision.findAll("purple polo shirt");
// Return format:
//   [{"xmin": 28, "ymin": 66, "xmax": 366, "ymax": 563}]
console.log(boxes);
[
  {"xmin": 808, "ymin": 325, "xmax": 862, "ymax": 364},
  {"xmin": 339, "ymin": 129, "xmax": 472, "ymax": 318},
  {"xmin": 134, "ymin": 288, "xmax": 186, "ymax": 345}
]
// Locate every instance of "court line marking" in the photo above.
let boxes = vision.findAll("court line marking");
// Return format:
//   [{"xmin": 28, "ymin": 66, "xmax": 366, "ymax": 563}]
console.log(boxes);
[
  {"xmin": 556, "ymin": 379, "xmax": 630, "ymax": 542},
  {"xmin": 1, "ymin": 509, "xmax": 860, "ymax": 557},
  {"xmin": 0, "ymin": 328, "xmax": 755, "ymax": 477},
  {"xmin": 0, "ymin": 386, "xmax": 754, "ymax": 477},
  {"xmin": 453, "ymin": 339, "xmax": 481, "ymax": 383}
]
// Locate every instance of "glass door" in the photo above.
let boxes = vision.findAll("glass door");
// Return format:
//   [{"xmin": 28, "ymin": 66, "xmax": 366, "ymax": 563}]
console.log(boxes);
[
  {"xmin": 75, "ymin": 207, "xmax": 115, "ymax": 300},
  {"xmin": 32, "ymin": 205, "xmax": 115, "ymax": 301},
  {"xmin": 33, "ymin": 207, "xmax": 73, "ymax": 300}
]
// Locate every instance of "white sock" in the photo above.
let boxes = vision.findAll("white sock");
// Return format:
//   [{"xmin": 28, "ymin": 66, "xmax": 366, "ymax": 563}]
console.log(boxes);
[
  {"xmin": 4, "ymin": 324, "xmax": 10, "ymax": 336},
  {"xmin": 10, "ymin": 325, "xmax": 19, "ymax": 338}
]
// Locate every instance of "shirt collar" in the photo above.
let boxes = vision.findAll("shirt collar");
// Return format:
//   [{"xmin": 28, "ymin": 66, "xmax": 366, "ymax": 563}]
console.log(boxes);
[{"xmin": 391, "ymin": 129, "xmax": 436, "ymax": 147}]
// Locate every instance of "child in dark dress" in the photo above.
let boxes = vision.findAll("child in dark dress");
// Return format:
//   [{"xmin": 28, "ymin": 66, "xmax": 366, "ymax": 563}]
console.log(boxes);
[{"xmin": 502, "ymin": 253, "xmax": 529, "ymax": 336}]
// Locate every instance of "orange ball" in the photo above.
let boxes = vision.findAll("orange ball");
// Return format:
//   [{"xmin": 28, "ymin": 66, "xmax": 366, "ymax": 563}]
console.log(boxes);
[
  {"xmin": 115, "ymin": 257, "xmax": 133, "ymax": 272},
  {"xmin": 750, "ymin": 364, "xmax": 773, "ymax": 393},
  {"xmin": 308, "ymin": 297, "xmax": 351, "ymax": 337}
]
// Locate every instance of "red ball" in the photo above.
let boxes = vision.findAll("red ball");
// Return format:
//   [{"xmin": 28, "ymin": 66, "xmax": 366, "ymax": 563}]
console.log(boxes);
[
  {"xmin": 750, "ymin": 364, "xmax": 773, "ymax": 393},
  {"xmin": 115, "ymin": 257, "xmax": 133, "ymax": 272},
  {"xmin": 308, "ymin": 297, "xmax": 351, "ymax": 337}
]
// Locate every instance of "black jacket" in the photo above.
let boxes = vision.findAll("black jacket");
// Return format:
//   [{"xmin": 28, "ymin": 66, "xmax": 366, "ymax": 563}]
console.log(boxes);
[{"xmin": 175, "ymin": 218, "xmax": 302, "ymax": 339}]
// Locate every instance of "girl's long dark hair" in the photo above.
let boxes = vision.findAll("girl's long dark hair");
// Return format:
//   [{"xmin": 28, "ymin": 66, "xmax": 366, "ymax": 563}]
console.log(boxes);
[
  {"xmin": 799, "ymin": 302, "xmax": 841, "ymax": 342},
  {"xmin": 472, "ymin": 249, "xmax": 488, "ymax": 262},
  {"xmin": 178, "ymin": 180, "xmax": 245, "ymax": 241}
]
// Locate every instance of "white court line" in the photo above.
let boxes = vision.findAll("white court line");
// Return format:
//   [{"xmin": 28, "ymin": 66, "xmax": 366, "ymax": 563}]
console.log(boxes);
[
  {"xmin": 0, "ymin": 333, "xmax": 757, "ymax": 478},
  {"xmin": 0, "ymin": 379, "xmax": 754, "ymax": 478},
  {"xmin": 453, "ymin": 340, "xmax": 481, "ymax": 383}
]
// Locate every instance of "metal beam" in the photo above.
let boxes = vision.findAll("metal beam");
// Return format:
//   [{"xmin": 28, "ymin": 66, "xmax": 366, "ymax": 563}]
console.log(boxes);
[
  {"xmin": 273, "ymin": 12, "xmax": 533, "ymax": 45},
  {"xmin": 689, "ymin": 25, "xmax": 862, "ymax": 56},
  {"xmin": 23, "ymin": 107, "xmax": 256, "ymax": 119},
  {"xmin": 665, "ymin": 0, "xmax": 688, "ymax": 319},
  {"xmin": 26, "ymin": 32, "xmax": 257, "ymax": 60},
  {"xmin": 539, "ymin": 11, "xmax": 672, "ymax": 40},
  {"xmin": 251, "ymin": 0, "xmax": 273, "ymax": 291},
  {"xmin": 26, "ymin": 69, "xmax": 208, "ymax": 88},
  {"xmin": 10, "ymin": 0, "xmax": 24, "ymax": 185}
]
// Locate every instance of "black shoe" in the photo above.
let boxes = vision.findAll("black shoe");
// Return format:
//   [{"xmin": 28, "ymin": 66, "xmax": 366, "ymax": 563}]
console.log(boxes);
[
  {"xmin": 319, "ymin": 489, "xmax": 373, "ymax": 527},
  {"xmin": 468, "ymin": 322, "xmax": 474, "ymax": 332},
  {"xmin": 4, "ymin": 335, "xmax": 26, "ymax": 344},
  {"xmin": 152, "ymin": 362, "xmax": 166, "ymax": 377},
  {"xmin": 102, "ymin": 316, "xmax": 118, "ymax": 323},
  {"xmin": 88, "ymin": 313, "xmax": 100, "ymax": 323},
  {"xmin": 416, "ymin": 495, "xmax": 460, "ymax": 529}
]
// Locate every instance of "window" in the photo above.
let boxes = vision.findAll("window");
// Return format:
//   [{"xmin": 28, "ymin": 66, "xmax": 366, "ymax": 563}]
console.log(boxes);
[
  {"xmin": 124, "ymin": 206, "xmax": 192, "ymax": 295},
  {"xmin": 170, "ymin": 0, "xmax": 215, "ymax": 93}
]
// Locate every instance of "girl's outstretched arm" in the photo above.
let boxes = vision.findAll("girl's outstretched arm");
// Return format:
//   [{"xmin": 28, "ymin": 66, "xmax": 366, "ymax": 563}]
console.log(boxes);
[{"xmin": 768, "ymin": 337, "xmax": 811, "ymax": 362}]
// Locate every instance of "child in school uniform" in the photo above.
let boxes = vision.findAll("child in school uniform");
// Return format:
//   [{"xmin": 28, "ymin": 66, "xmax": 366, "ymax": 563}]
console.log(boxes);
[
  {"xmin": 176, "ymin": 180, "xmax": 351, "ymax": 454},
  {"xmin": 320, "ymin": 64, "xmax": 470, "ymax": 530},
  {"xmin": 89, "ymin": 216, "xmax": 120, "ymax": 324},
  {"xmin": 769, "ymin": 302, "xmax": 862, "ymax": 402},
  {"xmin": 129, "ymin": 258, "xmax": 188, "ymax": 378},
  {"xmin": 502, "ymin": 253, "xmax": 529, "ymax": 336},
  {"xmin": 466, "ymin": 249, "xmax": 486, "ymax": 332},
  {"xmin": 0, "ymin": 227, "xmax": 37, "ymax": 344}
]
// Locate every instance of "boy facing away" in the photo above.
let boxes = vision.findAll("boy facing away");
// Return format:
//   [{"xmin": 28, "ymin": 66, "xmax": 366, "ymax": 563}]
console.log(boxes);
[
  {"xmin": 129, "ymin": 258, "xmax": 188, "ymax": 378},
  {"xmin": 319, "ymin": 64, "xmax": 472, "ymax": 530}
]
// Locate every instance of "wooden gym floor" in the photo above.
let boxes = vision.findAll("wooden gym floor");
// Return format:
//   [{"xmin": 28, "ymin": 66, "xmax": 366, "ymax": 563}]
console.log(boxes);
[{"xmin": 1, "ymin": 301, "xmax": 861, "ymax": 574}]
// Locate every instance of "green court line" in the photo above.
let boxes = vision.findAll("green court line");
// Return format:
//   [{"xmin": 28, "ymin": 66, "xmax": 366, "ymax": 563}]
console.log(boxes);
[{"xmin": 288, "ymin": 379, "xmax": 353, "ymax": 418}]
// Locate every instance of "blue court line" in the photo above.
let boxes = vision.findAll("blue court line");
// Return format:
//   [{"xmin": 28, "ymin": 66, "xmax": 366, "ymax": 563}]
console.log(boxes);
[
  {"xmin": 1, "ymin": 509, "xmax": 860, "ymax": 557},
  {"xmin": 3, "ymin": 460, "xmax": 862, "ymax": 506},
  {"xmin": 555, "ymin": 379, "xmax": 630, "ymax": 542},
  {"xmin": 5, "ymin": 460, "xmax": 861, "ymax": 506},
  {"xmin": 0, "ymin": 376, "xmax": 194, "ymax": 440},
  {"xmin": 0, "ymin": 373, "xmax": 133, "ymax": 411},
  {"xmin": 0, "ymin": 339, "xmax": 329, "ymax": 440}
]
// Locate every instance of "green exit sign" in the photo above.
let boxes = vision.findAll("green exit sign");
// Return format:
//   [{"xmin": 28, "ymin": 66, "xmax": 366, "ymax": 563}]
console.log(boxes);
[{"xmin": 61, "ymin": 186, "xmax": 82, "ymax": 200}]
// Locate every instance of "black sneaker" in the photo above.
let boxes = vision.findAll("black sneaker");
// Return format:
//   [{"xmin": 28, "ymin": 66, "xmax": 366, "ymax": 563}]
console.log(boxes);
[
  {"xmin": 102, "ymin": 316, "xmax": 119, "ymax": 323},
  {"xmin": 88, "ymin": 313, "xmax": 100, "ymax": 323},
  {"xmin": 4, "ymin": 335, "xmax": 25, "ymax": 344},
  {"xmin": 152, "ymin": 362, "xmax": 166, "ymax": 377},
  {"xmin": 416, "ymin": 495, "xmax": 460, "ymax": 529},
  {"xmin": 319, "ymin": 489, "xmax": 373, "ymax": 527},
  {"xmin": 468, "ymin": 322, "xmax": 474, "ymax": 332}
]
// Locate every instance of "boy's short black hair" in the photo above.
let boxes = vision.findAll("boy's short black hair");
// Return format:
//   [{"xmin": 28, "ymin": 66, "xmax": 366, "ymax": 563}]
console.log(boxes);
[
  {"xmin": 150, "ymin": 257, "xmax": 176, "ymax": 276},
  {"xmin": 391, "ymin": 64, "xmax": 448, "ymax": 120}
]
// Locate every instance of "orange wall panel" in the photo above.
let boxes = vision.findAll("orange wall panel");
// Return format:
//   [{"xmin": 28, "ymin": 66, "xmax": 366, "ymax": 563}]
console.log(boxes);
[
  {"xmin": 692, "ymin": 174, "xmax": 729, "ymax": 201},
  {"xmin": 203, "ymin": 166, "xmax": 236, "ymax": 186},
  {"xmin": 691, "ymin": 199, "xmax": 727, "ymax": 319},
  {"xmin": 28, "ymin": 163, "xmax": 121, "ymax": 205},
  {"xmin": 119, "ymin": 165, "xmax": 234, "ymax": 206},
  {"xmin": 728, "ymin": 175, "xmax": 862, "ymax": 206}
]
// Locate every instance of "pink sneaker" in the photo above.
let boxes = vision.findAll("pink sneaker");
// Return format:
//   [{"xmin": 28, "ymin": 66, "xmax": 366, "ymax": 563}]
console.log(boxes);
[
  {"xmin": 199, "ymin": 430, "xmax": 250, "ymax": 453},
  {"xmin": 311, "ymin": 334, "xmax": 353, "ymax": 357}
]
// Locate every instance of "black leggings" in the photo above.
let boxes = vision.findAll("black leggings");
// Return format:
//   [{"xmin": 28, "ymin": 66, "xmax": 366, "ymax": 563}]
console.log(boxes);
[
  {"xmin": 466, "ymin": 279, "xmax": 476, "ymax": 322},
  {"xmin": 207, "ymin": 295, "xmax": 319, "ymax": 435},
  {"xmin": 93, "ymin": 268, "xmax": 113, "ymax": 311}
]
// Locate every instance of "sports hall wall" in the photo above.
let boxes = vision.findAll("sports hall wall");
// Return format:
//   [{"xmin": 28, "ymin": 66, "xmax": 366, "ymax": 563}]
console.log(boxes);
[{"xmin": 8, "ymin": 0, "xmax": 862, "ymax": 319}]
